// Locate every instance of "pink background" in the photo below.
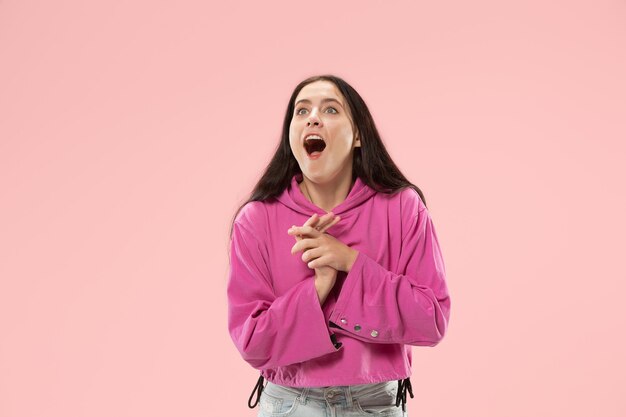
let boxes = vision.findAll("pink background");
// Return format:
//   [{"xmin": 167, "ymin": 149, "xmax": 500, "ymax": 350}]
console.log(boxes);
[{"xmin": 1, "ymin": 0, "xmax": 625, "ymax": 416}]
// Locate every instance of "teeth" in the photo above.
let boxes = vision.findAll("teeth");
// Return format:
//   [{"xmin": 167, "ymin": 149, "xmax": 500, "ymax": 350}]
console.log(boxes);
[{"xmin": 305, "ymin": 135, "xmax": 324, "ymax": 141}]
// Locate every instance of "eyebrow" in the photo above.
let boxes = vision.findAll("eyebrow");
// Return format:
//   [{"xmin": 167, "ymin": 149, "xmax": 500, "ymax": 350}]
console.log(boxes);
[{"xmin": 295, "ymin": 97, "xmax": 344, "ymax": 107}]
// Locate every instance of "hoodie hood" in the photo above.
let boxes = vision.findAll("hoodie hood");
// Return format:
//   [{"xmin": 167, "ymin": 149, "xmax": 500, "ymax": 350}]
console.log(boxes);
[{"xmin": 274, "ymin": 172, "xmax": 377, "ymax": 217}]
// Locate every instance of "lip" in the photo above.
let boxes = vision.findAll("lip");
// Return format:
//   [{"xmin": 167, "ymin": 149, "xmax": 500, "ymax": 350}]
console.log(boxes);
[{"xmin": 302, "ymin": 131, "xmax": 325, "ymax": 142}]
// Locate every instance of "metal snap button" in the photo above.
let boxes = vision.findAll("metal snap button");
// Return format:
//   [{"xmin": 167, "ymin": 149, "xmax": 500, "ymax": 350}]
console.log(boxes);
[
  {"xmin": 354, "ymin": 324, "xmax": 361, "ymax": 331},
  {"xmin": 371, "ymin": 330, "xmax": 379, "ymax": 337},
  {"xmin": 340, "ymin": 318, "xmax": 347, "ymax": 324}
]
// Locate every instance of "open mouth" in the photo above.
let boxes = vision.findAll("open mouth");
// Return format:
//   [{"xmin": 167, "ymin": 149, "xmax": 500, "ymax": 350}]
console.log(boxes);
[{"xmin": 304, "ymin": 135, "xmax": 327, "ymax": 156}]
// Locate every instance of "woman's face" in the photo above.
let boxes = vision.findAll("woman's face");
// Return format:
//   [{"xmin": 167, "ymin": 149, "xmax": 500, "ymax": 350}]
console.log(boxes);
[{"xmin": 289, "ymin": 80, "xmax": 360, "ymax": 184}]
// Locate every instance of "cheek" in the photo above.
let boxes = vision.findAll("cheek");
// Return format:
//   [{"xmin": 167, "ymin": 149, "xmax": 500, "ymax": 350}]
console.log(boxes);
[
  {"xmin": 289, "ymin": 139, "xmax": 302, "ymax": 159},
  {"xmin": 289, "ymin": 121, "xmax": 302, "ymax": 154},
  {"xmin": 288, "ymin": 138, "xmax": 299, "ymax": 156},
  {"xmin": 336, "ymin": 126, "xmax": 355, "ymax": 150}
]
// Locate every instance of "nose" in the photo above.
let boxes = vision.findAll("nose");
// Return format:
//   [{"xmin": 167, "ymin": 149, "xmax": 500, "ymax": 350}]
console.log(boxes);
[{"xmin": 307, "ymin": 109, "xmax": 323, "ymax": 127}]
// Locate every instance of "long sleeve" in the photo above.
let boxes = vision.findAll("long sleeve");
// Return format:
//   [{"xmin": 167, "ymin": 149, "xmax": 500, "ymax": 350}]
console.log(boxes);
[
  {"xmin": 227, "ymin": 220, "xmax": 342, "ymax": 371},
  {"xmin": 328, "ymin": 204, "xmax": 451, "ymax": 346}
]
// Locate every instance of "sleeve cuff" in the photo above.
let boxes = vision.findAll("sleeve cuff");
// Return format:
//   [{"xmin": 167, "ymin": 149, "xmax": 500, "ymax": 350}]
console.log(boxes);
[
  {"xmin": 305, "ymin": 278, "xmax": 344, "ymax": 353},
  {"xmin": 330, "ymin": 250, "xmax": 367, "ymax": 324}
]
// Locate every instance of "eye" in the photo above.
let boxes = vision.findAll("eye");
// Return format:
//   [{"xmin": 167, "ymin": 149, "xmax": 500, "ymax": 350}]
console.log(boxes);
[
  {"xmin": 296, "ymin": 107, "xmax": 308, "ymax": 115},
  {"xmin": 326, "ymin": 107, "xmax": 338, "ymax": 114}
]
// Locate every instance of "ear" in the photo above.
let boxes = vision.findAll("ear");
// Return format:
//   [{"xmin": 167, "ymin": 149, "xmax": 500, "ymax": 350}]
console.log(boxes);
[{"xmin": 354, "ymin": 133, "xmax": 361, "ymax": 147}]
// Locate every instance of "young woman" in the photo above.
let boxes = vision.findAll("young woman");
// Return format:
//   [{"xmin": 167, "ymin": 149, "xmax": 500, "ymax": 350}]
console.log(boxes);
[{"xmin": 227, "ymin": 74, "xmax": 451, "ymax": 417}]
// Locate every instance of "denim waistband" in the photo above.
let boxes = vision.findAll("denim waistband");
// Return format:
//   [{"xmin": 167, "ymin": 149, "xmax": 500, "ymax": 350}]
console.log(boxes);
[
  {"xmin": 247, "ymin": 374, "xmax": 414, "ymax": 412},
  {"xmin": 264, "ymin": 379, "xmax": 396, "ymax": 402}
]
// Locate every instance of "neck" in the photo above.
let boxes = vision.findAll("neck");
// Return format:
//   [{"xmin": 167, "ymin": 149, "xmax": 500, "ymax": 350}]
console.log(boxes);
[{"xmin": 299, "ymin": 173, "xmax": 355, "ymax": 212}]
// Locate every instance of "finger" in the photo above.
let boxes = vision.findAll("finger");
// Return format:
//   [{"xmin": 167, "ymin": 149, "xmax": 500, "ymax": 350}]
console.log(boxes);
[
  {"xmin": 293, "ymin": 225, "xmax": 321, "ymax": 236},
  {"xmin": 313, "ymin": 214, "xmax": 334, "ymax": 231},
  {"xmin": 307, "ymin": 254, "xmax": 331, "ymax": 269},
  {"xmin": 306, "ymin": 212, "xmax": 333, "ymax": 230},
  {"xmin": 289, "ymin": 224, "xmax": 311, "ymax": 235},
  {"xmin": 291, "ymin": 213, "xmax": 334, "ymax": 241},
  {"xmin": 319, "ymin": 215, "xmax": 341, "ymax": 233},
  {"xmin": 303, "ymin": 213, "xmax": 320, "ymax": 227},
  {"xmin": 291, "ymin": 237, "xmax": 316, "ymax": 255},
  {"xmin": 288, "ymin": 225, "xmax": 300, "ymax": 240},
  {"xmin": 290, "ymin": 236, "xmax": 308, "ymax": 254},
  {"xmin": 301, "ymin": 247, "xmax": 321, "ymax": 263}
]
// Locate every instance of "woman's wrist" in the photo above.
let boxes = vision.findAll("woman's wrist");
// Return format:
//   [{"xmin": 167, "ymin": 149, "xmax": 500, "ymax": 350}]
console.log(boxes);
[{"xmin": 346, "ymin": 249, "xmax": 359, "ymax": 272}]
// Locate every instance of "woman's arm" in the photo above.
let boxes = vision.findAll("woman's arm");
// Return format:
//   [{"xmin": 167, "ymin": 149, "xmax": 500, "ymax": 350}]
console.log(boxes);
[
  {"xmin": 227, "ymin": 220, "xmax": 342, "ymax": 370},
  {"xmin": 328, "ymin": 201, "xmax": 451, "ymax": 346}
]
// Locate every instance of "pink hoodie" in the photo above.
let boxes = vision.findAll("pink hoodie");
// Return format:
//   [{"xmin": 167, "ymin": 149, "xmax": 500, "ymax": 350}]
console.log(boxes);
[{"xmin": 227, "ymin": 173, "xmax": 450, "ymax": 387}]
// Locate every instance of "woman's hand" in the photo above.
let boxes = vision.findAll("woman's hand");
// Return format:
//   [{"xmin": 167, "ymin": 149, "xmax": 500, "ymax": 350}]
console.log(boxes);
[
  {"xmin": 288, "ymin": 216, "xmax": 359, "ymax": 273},
  {"xmin": 289, "ymin": 212, "xmax": 340, "ymax": 275},
  {"xmin": 289, "ymin": 212, "xmax": 342, "ymax": 305}
]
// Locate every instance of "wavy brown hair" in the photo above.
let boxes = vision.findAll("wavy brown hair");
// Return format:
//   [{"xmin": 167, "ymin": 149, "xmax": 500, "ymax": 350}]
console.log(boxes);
[{"xmin": 228, "ymin": 74, "xmax": 427, "ymax": 239}]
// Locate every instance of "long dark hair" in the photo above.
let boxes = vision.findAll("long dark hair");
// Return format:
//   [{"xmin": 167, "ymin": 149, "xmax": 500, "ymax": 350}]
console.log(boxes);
[{"xmin": 228, "ymin": 74, "xmax": 427, "ymax": 239}]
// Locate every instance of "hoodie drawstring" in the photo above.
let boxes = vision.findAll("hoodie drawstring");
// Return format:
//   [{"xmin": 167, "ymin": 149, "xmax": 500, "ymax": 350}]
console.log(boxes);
[
  {"xmin": 395, "ymin": 377, "xmax": 414, "ymax": 412},
  {"xmin": 248, "ymin": 374, "xmax": 265, "ymax": 409}
]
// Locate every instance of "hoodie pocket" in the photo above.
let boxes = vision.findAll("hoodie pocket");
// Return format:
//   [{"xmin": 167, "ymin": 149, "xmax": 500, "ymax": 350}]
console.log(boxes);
[
  {"xmin": 259, "ymin": 387, "xmax": 301, "ymax": 416},
  {"xmin": 353, "ymin": 381, "xmax": 402, "ymax": 416}
]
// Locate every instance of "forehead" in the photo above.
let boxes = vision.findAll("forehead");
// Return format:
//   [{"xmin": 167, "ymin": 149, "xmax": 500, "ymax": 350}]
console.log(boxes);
[{"xmin": 295, "ymin": 80, "xmax": 345, "ymax": 105}]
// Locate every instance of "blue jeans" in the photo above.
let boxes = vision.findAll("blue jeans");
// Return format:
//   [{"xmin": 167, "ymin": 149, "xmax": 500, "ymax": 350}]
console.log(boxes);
[{"xmin": 257, "ymin": 380, "xmax": 407, "ymax": 417}]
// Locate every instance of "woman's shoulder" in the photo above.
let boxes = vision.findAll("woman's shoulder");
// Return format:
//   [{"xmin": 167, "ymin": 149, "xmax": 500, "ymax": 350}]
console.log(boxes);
[
  {"xmin": 233, "ymin": 200, "xmax": 269, "ymax": 233},
  {"xmin": 390, "ymin": 186, "xmax": 426, "ymax": 215}
]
